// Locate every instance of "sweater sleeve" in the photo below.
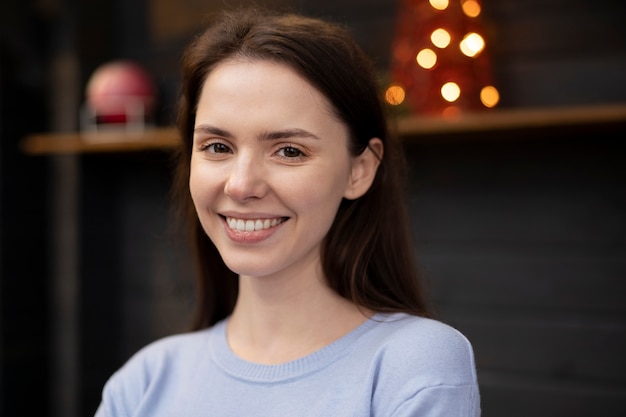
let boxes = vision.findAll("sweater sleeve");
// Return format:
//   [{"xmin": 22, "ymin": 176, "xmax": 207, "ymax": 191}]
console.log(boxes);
[
  {"xmin": 390, "ymin": 383, "xmax": 481, "ymax": 417},
  {"xmin": 370, "ymin": 317, "xmax": 481, "ymax": 417},
  {"xmin": 93, "ymin": 370, "xmax": 134, "ymax": 417}
]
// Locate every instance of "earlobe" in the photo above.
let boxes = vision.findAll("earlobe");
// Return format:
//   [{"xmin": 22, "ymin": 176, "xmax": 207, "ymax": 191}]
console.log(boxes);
[{"xmin": 344, "ymin": 138, "xmax": 383, "ymax": 200}]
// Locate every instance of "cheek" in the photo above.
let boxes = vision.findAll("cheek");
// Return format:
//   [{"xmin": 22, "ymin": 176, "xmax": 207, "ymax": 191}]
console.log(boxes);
[
  {"xmin": 287, "ymin": 167, "xmax": 349, "ymax": 218},
  {"xmin": 188, "ymin": 165, "xmax": 201, "ymax": 205},
  {"xmin": 188, "ymin": 162, "xmax": 218, "ymax": 208}
]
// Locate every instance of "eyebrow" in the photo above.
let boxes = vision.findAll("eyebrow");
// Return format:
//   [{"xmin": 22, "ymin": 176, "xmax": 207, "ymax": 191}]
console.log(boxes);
[
  {"xmin": 194, "ymin": 125, "xmax": 232, "ymax": 139},
  {"xmin": 193, "ymin": 125, "xmax": 320, "ymax": 141}
]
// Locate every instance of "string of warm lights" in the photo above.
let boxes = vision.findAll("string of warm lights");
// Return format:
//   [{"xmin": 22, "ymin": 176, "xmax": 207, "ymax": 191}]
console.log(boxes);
[{"xmin": 387, "ymin": 0, "xmax": 500, "ymax": 116}]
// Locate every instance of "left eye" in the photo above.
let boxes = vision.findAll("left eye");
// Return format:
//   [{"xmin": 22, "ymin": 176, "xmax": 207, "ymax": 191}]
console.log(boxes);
[{"xmin": 277, "ymin": 146, "xmax": 303, "ymax": 158}]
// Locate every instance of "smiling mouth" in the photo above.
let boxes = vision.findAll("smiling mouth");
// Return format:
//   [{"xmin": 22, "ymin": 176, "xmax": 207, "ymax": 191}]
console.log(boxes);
[{"xmin": 225, "ymin": 216, "xmax": 288, "ymax": 232}]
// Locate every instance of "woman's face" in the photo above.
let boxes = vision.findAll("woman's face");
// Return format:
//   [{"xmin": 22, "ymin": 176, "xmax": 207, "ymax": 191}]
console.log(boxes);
[{"xmin": 190, "ymin": 59, "xmax": 358, "ymax": 279}]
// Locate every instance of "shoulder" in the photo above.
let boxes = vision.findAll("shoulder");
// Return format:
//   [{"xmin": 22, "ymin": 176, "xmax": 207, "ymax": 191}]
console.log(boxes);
[
  {"xmin": 380, "ymin": 313, "xmax": 473, "ymax": 352},
  {"xmin": 359, "ymin": 314, "xmax": 480, "ymax": 416},
  {"xmin": 98, "ymin": 326, "xmax": 217, "ymax": 413},
  {"xmin": 363, "ymin": 313, "xmax": 478, "ymax": 386},
  {"xmin": 123, "ymin": 328, "xmax": 212, "ymax": 373}
]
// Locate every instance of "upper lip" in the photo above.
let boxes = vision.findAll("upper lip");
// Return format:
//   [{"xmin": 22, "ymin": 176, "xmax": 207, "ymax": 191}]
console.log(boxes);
[{"xmin": 219, "ymin": 211, "xmax": 289, "ymax": 220}]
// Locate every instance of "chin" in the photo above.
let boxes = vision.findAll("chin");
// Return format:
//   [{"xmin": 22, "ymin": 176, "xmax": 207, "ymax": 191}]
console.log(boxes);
[{"xmin": 221, "ymin": 259, "xmax": 278, "ymax": 279}]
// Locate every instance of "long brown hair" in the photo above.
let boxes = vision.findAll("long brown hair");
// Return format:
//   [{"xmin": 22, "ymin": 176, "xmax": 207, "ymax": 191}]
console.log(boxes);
[{"xmin": 173, "ymin": 8, "xmax": 431, "ymax": 330}]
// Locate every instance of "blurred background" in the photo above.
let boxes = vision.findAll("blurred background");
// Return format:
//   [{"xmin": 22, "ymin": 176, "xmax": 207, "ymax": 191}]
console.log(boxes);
[{"xmin": 1, "ymin": 0, "xmax": 625, "ymax": 416}]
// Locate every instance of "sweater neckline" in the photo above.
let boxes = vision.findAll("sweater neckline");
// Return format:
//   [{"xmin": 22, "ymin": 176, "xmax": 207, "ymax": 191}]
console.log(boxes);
[{"xmin": 208, "ymin": 313, "xmax": 385, "ymax": 383}]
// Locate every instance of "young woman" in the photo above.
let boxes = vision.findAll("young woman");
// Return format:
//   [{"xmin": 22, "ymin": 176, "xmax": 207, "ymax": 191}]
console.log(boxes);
[{"xmin": 96, "ymin": 9, "xmax": 480, "ymax": 417}]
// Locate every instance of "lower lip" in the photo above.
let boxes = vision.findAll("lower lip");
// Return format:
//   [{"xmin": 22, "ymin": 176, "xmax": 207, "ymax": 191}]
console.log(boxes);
[{"xmin": 222, "ymin": 217, "xmax": 286, "ymax": 244}]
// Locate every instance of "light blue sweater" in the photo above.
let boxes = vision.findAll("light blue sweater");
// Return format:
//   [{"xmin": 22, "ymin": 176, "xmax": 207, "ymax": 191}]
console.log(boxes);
[{"xmin": 95, "ymin": 313, "xmax": 480, "ymax": 416}]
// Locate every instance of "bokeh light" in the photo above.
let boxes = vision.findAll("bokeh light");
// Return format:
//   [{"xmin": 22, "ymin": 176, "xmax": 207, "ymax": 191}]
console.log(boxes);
[
  {"xmin": 385, "ymin": 85, "xmax": 406, "ymax": 105},
  {"xmin": 460, "ymin": 32, "xmax": 485, "ymax": 57},
  {"xmin": 480, "ymin": 85, "xmax": 500, "ymax": 107},
  {"xmin": 461, "ymin": 0, "xmax": 481, "ymax": 17},
  {"xmin": 429, "ymin": 0, "xmax": 449, "ymax": 11},
  {"xmin": 431, "ymin": 28, "xmax": 451, "ymax": 48},
  {"xmin": 441, "ymin": 82, "xmax": 461, "ymax": 102},
  {"xmin": 416, "ymin": 48, "xmax": 437, "ymax": 69},
  {"xmin": 390, "ymin": 0, "xmax": 499, "ymax": 115}
]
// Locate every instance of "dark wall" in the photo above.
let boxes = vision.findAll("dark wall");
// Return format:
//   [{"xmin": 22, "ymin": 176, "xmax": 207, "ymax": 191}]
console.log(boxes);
[
  {"xmin": 483, "ymin": 0, "xmax": 626, "ymax": 107},
  {"xmin": 406, "ymin": 126, "xmax": 626, "ymax": 416},
  {"xmin": 78, "ymin": 151, "xmax": 195, "ymax": 414},
  {"xmin": 1, "ymin": 0, "xmax": 625, "ymax": 416},
  {"xmin": 1, "ymin": 1, "xmax": 50, "ymax": 416}
]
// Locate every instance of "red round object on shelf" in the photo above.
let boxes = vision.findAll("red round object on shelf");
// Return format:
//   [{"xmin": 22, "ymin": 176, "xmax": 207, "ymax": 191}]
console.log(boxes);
[{"xmin": 86, "ymin": 61, "xmax": 156, "ymax": 119}]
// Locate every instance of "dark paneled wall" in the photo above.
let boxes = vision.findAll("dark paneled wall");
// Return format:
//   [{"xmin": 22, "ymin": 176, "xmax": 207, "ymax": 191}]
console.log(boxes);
[
  {"xmin": 2, "ymin": 0, "xmax": 625, "ymax": 416},
  {"xmin": 406, "ymin": 127, "xmax": 626, "ymax": 416},
  {"xmin": 1, "ymin": 1, "xmax": 50, "ymax": 416},
  {"xmin": 483, "ymin": 0, "xmax": 626, "ymax": 107},
  {"xmin": 78, "ymin": 152, "xmax": 194, "ymax": 414}
]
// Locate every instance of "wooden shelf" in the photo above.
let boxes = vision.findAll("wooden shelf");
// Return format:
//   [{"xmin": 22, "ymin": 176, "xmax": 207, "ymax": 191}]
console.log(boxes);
[
  {"xmin": 394, "ymin": 103, "xmax": 626, "ymax": 142},
  {"xmin": 21, "ymin": 104, "xmax": 626, "ymax": 155},
  {"xmin": 21, "ymin": 127, "xmax": 180, "ymax": 155}
]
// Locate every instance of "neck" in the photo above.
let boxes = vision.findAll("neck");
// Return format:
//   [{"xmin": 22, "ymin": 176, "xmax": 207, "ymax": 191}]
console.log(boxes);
[{"xmin": 226, "ymin": 267, "xmax": 370, "ymax": 364}]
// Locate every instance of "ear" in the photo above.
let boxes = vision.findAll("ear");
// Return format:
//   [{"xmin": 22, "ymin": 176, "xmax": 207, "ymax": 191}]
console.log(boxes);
[{"xmin": 344, "ymin": 138, "xmax": 383, "ymax": 200}]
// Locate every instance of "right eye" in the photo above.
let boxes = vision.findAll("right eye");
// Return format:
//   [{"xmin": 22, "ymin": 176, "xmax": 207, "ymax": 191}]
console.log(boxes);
[
  {"xmin": 208, "ymin": 142, "xmax": 231, "ymax": 153},
  {"xmin": 200, "ymin": 142, "xmax": 232, "ymax": 154}
]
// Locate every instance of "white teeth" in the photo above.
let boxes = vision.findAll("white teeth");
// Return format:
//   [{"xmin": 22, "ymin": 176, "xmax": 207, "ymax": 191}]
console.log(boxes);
[{"xmin": 226, "ymin": 217, "xmax": 284, "ymax": 232}]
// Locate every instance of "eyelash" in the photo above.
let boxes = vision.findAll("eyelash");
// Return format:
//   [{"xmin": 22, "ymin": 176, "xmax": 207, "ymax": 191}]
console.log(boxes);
[
  {"xmin": 199, "ymin": 141, "xmax": 231, "ymax": 154},
  {"xmin": 197, "ymin": 141, "xmax": 308, "ymax": 161},
  {"xmin": 275, "ymin": 145, "xmax": 306, "ymax": 160}
]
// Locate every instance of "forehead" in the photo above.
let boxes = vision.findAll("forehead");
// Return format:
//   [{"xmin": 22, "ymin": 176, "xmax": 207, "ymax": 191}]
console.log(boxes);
[
  {"xmin": 194, "ymin": 58, "xmax": 350, "ymax": 142},
  {"xmin": 198, "ymin": 58, "xmax": 338, "ymax": 117}
]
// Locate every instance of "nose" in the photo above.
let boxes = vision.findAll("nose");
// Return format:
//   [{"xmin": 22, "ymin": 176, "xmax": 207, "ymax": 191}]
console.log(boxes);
[{"xmin": 224, "ymin": 152, "xmax": 267, "ymax": 202}]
